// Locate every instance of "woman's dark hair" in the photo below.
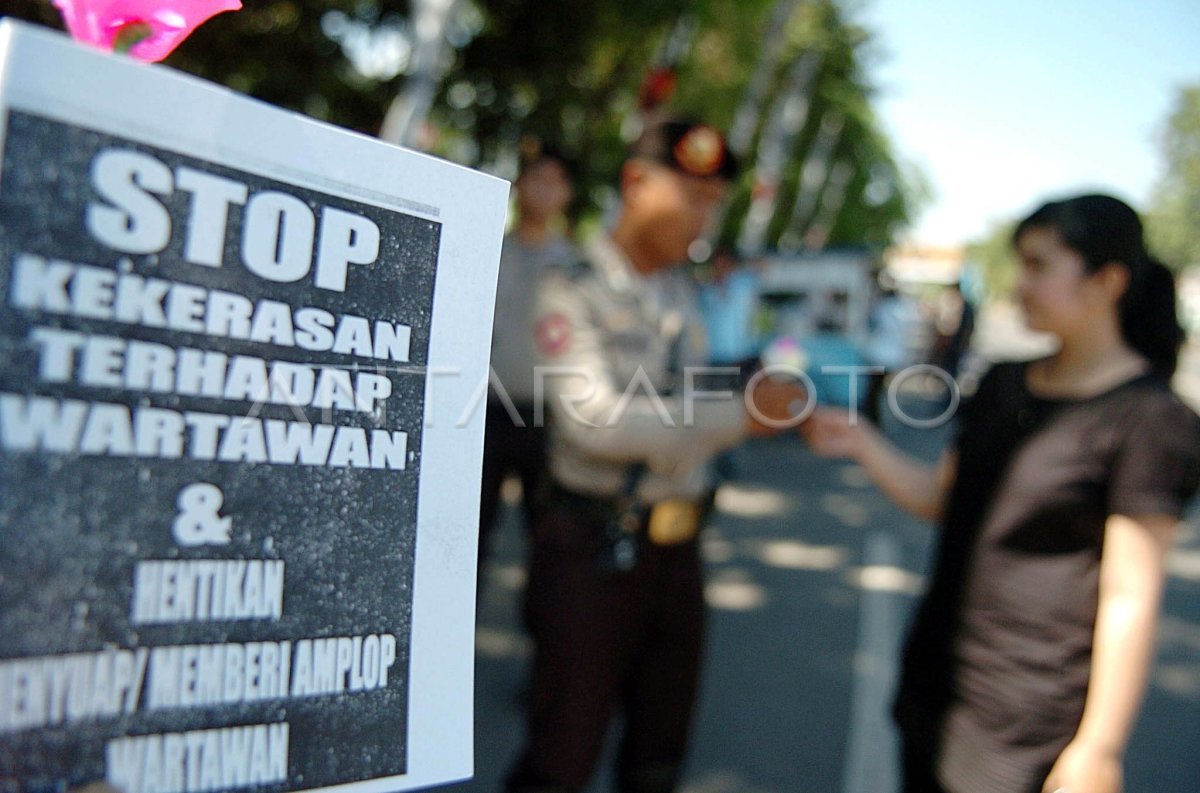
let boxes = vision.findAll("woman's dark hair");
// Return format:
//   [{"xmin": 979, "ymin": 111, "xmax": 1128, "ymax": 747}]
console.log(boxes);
[{"xmin": 1013, "ymin": 193, "xmax": 1184, "ymax": 378}]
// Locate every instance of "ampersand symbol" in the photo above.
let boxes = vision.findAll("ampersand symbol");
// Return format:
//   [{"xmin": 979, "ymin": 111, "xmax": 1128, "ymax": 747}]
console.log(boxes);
[{"xmin": 172, "ymin": 483, "xmax": 233, "ymax": 547}]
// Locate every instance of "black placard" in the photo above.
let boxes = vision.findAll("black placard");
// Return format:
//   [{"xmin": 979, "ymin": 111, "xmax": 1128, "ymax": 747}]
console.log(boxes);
[{"xmin": 0, "ymin": 109, "xmax": 440, "ymax": 793}]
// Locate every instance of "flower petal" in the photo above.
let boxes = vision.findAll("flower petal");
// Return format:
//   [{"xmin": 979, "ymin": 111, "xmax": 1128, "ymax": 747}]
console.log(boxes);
[{"xmin": 53, "ymin": 0, "xmax": 242, "ymax": 62}]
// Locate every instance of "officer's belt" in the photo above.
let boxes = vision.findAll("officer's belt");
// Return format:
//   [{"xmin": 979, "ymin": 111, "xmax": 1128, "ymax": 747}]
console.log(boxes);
[{"xmin": 546, "ymin": 481, "xmax": 704, "ymax": 546}]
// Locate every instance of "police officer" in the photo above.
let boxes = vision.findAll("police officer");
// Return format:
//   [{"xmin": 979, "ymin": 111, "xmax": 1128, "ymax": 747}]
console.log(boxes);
[{"xmin": 505, "ymin": 119, "xmax": 807, "ymax": 793}]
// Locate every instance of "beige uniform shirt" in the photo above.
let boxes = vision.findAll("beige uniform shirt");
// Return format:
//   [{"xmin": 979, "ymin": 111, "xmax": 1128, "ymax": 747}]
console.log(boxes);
[{"xmin": 533, "ymin": 234, "xmax": 748, "ymax": 502}]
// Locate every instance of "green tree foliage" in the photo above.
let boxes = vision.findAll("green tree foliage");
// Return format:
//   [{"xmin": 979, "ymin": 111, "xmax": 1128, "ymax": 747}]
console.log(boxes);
[
  {"xmin": 965, "ymin": 220, "xmax": 1018, "ymax": 301},
  {"xmin": 726, "ymin": 0, "xmax": 917, "ymax": 250},
  {"xmin": 1146, "ymin": 84, "xmax": 1200, "ymax": 272},
  {"xmin": 3, "ymin": 0, "xmax": 919, "ymax": 247}
]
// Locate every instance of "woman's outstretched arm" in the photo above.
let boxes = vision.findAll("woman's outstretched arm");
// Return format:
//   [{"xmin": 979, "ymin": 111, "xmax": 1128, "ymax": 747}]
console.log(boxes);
[{"xmin": 802, "ymin": 408, "xmax": 956, "ymax": 523}]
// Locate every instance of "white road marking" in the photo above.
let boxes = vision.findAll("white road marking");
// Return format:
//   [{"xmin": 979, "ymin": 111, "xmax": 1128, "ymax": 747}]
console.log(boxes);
[{"xmin": 842, "ymin": 530, "xmax": 904, "ymax": 793}]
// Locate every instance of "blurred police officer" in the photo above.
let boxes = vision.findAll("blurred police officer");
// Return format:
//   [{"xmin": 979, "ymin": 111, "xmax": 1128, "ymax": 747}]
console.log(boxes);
[
  {"xmin": 505, "ymin": 119, "xmax": 806, "ymax": 793},
  {"xmin": 479, "ymin": 140, "xmax": 577, "ymax": 569}
]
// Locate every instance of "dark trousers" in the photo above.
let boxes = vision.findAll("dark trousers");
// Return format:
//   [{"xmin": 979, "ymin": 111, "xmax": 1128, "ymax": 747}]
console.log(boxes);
[
  {"xmin": 506, "ymin": 502, "xmax": 706, "ymax": 793},
  {"xmin": 479, "ymin": 400, "xmax": 547, "ymax": 566}
]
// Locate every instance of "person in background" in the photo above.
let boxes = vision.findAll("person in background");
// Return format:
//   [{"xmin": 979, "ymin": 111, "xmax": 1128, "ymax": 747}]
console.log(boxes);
[
  {"xmin": 505, "ymin": 119, "xmax": 807, "ymax": 793},
  {"xmin": 928, "ymin": 282, "xmax": 976, "ymax": 381},
  {"xmin": 803, "ymin": 193, "xmax": 1200, "ymax": 793},
  {"xmin": 863, "ymin": 272, "xmax": 923, "ymax": 422},
  {"xmin": 698, "ymin": 246, "xmax": 763, "ymax": 375},
  {"xmin": 478, "ymin": 139, "xmax": 577, "ymax": 569},
  {"xmin": 697, "ymin": 247, "xmax": 765, "ymax": 480}
]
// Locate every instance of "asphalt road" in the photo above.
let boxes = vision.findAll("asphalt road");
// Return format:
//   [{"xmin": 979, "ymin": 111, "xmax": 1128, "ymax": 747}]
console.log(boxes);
[{"xmin": 442, "ymin": 387, "xmax": 1200, "ymax": 793}]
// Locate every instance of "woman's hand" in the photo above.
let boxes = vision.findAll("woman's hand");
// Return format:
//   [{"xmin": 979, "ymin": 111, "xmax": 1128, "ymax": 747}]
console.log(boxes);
[
  {"xmin": 800, "ymin": 407, "xmax": 869, "ymax": 459},
  {"xmin": 1042, "ymin": 739, "xmax": 1122, "ymax": 793},
  {"xmin": 802, "ymin": 407, "xmax": 949, "ymax": 522}
]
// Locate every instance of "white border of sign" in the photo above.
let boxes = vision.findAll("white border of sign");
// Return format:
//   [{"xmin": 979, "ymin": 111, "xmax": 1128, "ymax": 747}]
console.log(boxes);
[{"xmin": 0, "ymin": 19, "xmax": 506, "ymax": 792}]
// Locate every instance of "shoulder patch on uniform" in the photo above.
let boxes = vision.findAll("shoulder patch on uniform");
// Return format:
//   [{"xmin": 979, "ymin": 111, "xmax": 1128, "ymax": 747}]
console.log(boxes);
[{"xmin": 535, "ymin": 312, "xmax": 573, "ymax": 358}]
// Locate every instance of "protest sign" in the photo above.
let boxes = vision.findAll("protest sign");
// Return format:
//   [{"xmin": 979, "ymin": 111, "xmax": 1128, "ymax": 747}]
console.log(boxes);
[{"xmin": 0, "ymin": 19, "xmax": 507, "ymax": 793}]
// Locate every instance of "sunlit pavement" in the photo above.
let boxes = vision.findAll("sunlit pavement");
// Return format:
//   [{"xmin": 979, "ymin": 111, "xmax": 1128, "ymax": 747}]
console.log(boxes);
[
  {"xmin": 443, "ymin": 390, "xmax": 1200, "ymax": 793},
  {"xmin": 1175, "ymin": 340, "xmax": 1200, "ymax": 412}
]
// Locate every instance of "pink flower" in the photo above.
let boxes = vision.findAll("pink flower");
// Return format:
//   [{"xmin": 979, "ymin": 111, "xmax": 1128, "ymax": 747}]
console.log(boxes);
[{"xmin": 52, "ymin": 0, "xmax": 242, "ymax": 62}]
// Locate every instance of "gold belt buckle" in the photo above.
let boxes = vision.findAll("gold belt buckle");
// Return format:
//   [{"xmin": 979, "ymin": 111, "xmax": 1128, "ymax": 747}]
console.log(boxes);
[{"xmin": 647, "ymin": 499, "xmax": 701, "ymax": 546}]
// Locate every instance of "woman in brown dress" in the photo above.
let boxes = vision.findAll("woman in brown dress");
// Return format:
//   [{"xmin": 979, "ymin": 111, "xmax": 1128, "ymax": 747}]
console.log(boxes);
[{"xmin": 804, "ymin": 194, "xmax": 1200, "ymax": 793}]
